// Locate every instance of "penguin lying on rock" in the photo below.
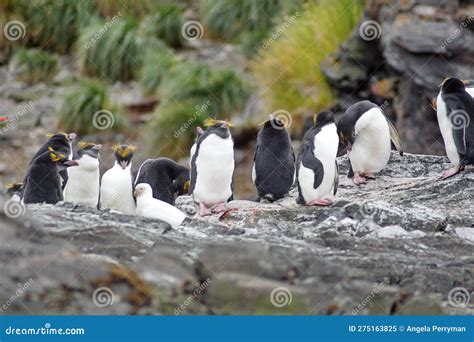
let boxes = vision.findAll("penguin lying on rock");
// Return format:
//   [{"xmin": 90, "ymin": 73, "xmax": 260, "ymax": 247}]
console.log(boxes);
[
  {"xmin": 63, "ymin": 141, "xmax": 102, "ymax": 208},
  {"xmin": 5, "ymin": 183, "xmax": 23, "ymax": 202},
  {"xmin": 22, "ymin": 148, "xmax": 78, "ymax": 204},
  {"xmin": 337, "ymin": 101, "xmax": 403, "ymax": 185},
  {"xmin": 134, "ymin": 183, "xmax": 186, "ymax": 228},
  {"xmin": 190, "ymin": 118, "xmax": 234, "ymax": 216},
  {"xmin": 253, "ymin": 114, "xmax": 295, "ymax": 202},
  {"xmin": 135, "ymin": 157, "xmax": 190, "ymax": 205},
  {"xmin": 436, "ymin": 78, "xmax": 474, "ymax": 179},
  {"xmin": 297, "ymin": 111, "xmax": 339, "ymax": 206},
  {"xmin": 100, "ymin": 144, "xmax": 136, "ymax": 214}
]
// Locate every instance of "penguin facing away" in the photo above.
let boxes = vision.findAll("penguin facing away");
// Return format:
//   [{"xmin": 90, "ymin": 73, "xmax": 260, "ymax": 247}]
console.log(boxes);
[
  {"xmin": 297, "ymin": 111, "xmax": 339, "ymax": 206},
  {"xmin": 63, "ymin": 141, "xmax": 102, "ymax": 208},
  {"xmin": 190, "ymin": 119, "xmax": 234, "ymax": 216},
  {"xmin": 5, "ymin": 183, "xmax": 23, "ymax": 202},
  {"xmin": 436, "ymin": 78, "xmax": 474, "ymax": 179},
  {"xmin": 135, "ymin": 157, "xmax": 190, "ymax": 205},
  {"xmin": 253, "ymin": 114, "xmax": 295, "ymax": 202},
  {"xmin": 100, "ymin": 144, "xmax": 136, "ymax": 214},
  {"xmin": 134, "ymin": 183, "xmax": 186, "ymax": 228},
  {"xmin": 337, "ymin": 100, "xmax": 403, "ymax": 185},
  {"xmin": 22, "ymin": 148, "xmax": 78, "ymax": 204}
]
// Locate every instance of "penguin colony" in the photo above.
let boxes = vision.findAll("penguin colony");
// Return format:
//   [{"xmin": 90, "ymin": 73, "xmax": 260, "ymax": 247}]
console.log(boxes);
[{"xmin": 6, "ymin": 78, "xmax": 474, "ymax": 227}]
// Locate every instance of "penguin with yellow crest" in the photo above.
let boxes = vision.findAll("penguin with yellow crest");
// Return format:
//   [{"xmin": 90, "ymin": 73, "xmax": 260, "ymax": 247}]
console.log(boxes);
[
  {"xmin": 190, "ymin": 118, "xmax": 234, "ymax": 216},
  {"xmin": 64, "ymin": 141, "xmax": 102, "ymax": 208},
  {"xmin": 100, "ymin": 144, "xmax": 136, "ymax": 214}
]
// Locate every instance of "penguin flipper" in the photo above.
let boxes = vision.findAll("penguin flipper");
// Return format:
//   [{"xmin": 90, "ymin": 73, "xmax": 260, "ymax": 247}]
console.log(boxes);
[
  {"xmin": 386, "ymin": 118, "xmax": 403, "ymax": 156},
  {"xmin": 347, "ymin": 163, "xmax": 354, "ymax": 178},
  {"xmin": 445, "ymin": 96, "xmax": 473, "ymax": 157},
  {"xmin": 333, "ymin": 160, "xmax": 339, "ymax": 196}
]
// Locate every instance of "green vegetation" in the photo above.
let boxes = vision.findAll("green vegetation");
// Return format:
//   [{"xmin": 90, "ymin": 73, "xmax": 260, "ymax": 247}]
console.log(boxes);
[
  {"xmin": 252, "ymin": 0, "xmax": 364, "ymax": 132},
  {"xmin": 147, "ymin": 62, "xmax": 250, "ymax": 158},
  {"xmin": 10, "ymin": 48, "xmax": 58, "ymax": 84},
  {"xmin": 141, "ymin": 3, "xmax": 185, "ymax": 48},
  {"xmin": 79, "ymin": 18, "xmax": 141, "ymax": 83},
  {"xmin": 57, "ymin": 79, "xmax": 126, "ymax": 135},
  {"xmin": 93, "ymin": 0, "xmax": 153, "ymax": 18},
  {"xmin": 199, "ymin": 0, "xmax": 287, "ymax": 41},
  {"xmin": 139, "ymin": 43, "xmax": 176, "ymax": 95}
]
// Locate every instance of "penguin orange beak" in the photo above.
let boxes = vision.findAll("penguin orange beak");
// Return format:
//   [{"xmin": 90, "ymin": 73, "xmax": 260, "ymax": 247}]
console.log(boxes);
[
  {"xmin": 120, "ymin": 161, "xmax": 127, "ymax": 169},
  {"xmin": 68, "ymin": 133, "xmax": 77, "ymax": 140},
  {"xmin": 93, "ymin": 144, "xmax": 103, "ymax": 150},
  {"xmin": 0, "ymin": 116, "xmax": 7, "ymax": 122}
]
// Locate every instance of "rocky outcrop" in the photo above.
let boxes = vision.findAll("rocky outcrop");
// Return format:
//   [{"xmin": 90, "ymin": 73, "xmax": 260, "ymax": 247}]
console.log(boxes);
[
  {"xmin": 323, "ymin": 0, "xmax": 474, "ymax": 154},
  {"xmin": 1, "ymin": 153, "xmax": 472, "ymax": 315}
]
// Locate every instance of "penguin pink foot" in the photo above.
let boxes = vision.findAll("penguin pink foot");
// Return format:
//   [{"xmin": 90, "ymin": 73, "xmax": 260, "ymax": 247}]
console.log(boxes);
[
  {"xmin": 307, "ymin": 198, "xmax": 333, "ymax": 206},
  {"xmin": 211, "ymin": 202, "xmax": 226, "ymax": 213},
  {"xmin": 439, "ymin": 166, "xmax": 462, "ymax": 180},
  {"xmin": 199, "ymin": 203, "xmax": 213, "ymax": 216},
  {"xmin": 353, "ymin": 172, "xmax": 367, "ymax": 185}
]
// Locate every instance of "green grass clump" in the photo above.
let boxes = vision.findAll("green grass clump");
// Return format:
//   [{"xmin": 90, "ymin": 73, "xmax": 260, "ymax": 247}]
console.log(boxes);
[
  {"xmin": 139, "ymin": 42, "xmax": 177, "ymax": 95},
  {"xmin": 199, "ymin": 0, "xmax": 290, "ymax": 41},
  {"xmin": 147, "ymin": 62, "xmax": 250, "ymax": 158},
  {"xmin": 9, "ymin": 48, "xmax": 58, "ymax": 84},
  {"xmin": 57, "ymin": 79, "xmax": 127, "ymax": 135},
  {"xmin": 23, "ymin": 0, "xmax": 94, "ymax": 53},
  {"xmin": 141, "ymin": 3, "xmax": 185, "ymax": 48},
  {"xmin": 93, "ymin": 0, "xmax": 153, "ymax": 18},
  {"xmin": 252, "ymin": 0, "xmax": 364, "ymax": 132},
  {"xmin": 79, "ymin": 18, "xmax": 141, "ymax": 83}
]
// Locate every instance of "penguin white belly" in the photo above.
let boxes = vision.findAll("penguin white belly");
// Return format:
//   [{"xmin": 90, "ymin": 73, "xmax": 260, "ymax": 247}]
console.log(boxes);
[
  {"xmin": 193, "ymin": 135, "xmax": 234, "ymax": 206},
  {"xmin": 466, "ymin": 87, "xmax": 474, "ymax": 98},
  {"xmin": 64, "ymin": 155, "xmax": 100, "ymax": 207},
  {"xmin": 100, "ymin": 166, "xmax": 135, "ymax": 214},
  {"xmin": 136, "ymin": 198, "xmax": 185, "ymax": 227},
  {"xmin": 349, "ymin": 109, "xmax": 391, "ymax": 173},
  {"xmin": 301, "ymin": 124, "xmax": 338, "ymax": 200},
  {"xmin": 436, "ymin": 94, "xmax": 460, "ymax": 165}
]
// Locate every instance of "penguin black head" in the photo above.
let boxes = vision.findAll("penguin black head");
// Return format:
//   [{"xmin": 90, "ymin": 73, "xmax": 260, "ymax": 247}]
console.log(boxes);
[
  {"xmin": 112, "ymin": 144, "xmax": 135, "ymax": 170},
  {"xmin": 5, "ymin": 183, "xmax": 23, "ymax": 197},
  {"xmin": 42, "ymin": 147, "xmax": 79, "ymax": 170},
  {"xmin": 261, "ymin": 113, "xmax": 289, "ymax": 131},
  {"xmin": 203, "ymin": 118, "xmax": 232, "ymax": 139},
  {"xmin": 441, "ymin": 78, "xmax": 466, "ymax": 94},
  {"xmin": 45, "ymin": 132, "xmax": 76, "ymax": 154},
  {"xmin": 314, "ymin": 111, "xmax": 335, "ymax": 128},
  {"xmin": 77, "ymin": 141, "xmax": 102, "ymax": 159}
]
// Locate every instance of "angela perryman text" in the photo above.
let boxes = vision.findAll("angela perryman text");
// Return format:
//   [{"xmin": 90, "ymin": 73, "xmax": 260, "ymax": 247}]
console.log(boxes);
[{"xmin": 348, "ymin": 325, "xmax": 467, "ymax": 334}]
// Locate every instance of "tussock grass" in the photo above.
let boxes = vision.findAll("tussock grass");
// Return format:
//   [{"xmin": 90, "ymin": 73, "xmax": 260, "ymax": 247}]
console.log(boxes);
[
  {"xmin": 10, "ymin": 48, "xmax": 58, "ymax": 84},
  {"xmin": 251, "ymin": 0, "xmax": 364, "ymax": 132}
]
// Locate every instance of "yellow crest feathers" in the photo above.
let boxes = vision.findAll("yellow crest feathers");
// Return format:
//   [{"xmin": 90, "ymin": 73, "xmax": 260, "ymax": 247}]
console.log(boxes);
[
  {"xmin": 112, "ymin": 144, "xmax": 136, "ymax": 157},
  {"xmin": 78, "ymin": 141, "xmax": 95, "ymax": 149},
  {"xmin": 203, "ymin": 117, "xmax": 234, "ymax": 127}
]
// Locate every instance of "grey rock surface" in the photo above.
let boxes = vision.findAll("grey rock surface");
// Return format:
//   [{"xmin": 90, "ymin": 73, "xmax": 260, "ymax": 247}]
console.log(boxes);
[{"xmin": 0, "ymin": 153, "xmax": 473, "ymax": 315}]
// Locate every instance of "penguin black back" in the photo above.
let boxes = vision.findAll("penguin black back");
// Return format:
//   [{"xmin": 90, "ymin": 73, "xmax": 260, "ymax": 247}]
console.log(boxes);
[
  {"xmin": 135, "ymin": 158, "xmax": 189, "ymax": 205},
  {"xmin": 22, "ymin": 149, "xmax": 78, "ymax": 204},
  {"xmin": 441, "ymin": 78, "xmax": 474, "ymax": 165},
  {"xmin": 253, "ymin": 117, "xmax": 295, "ymax": 201}
]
